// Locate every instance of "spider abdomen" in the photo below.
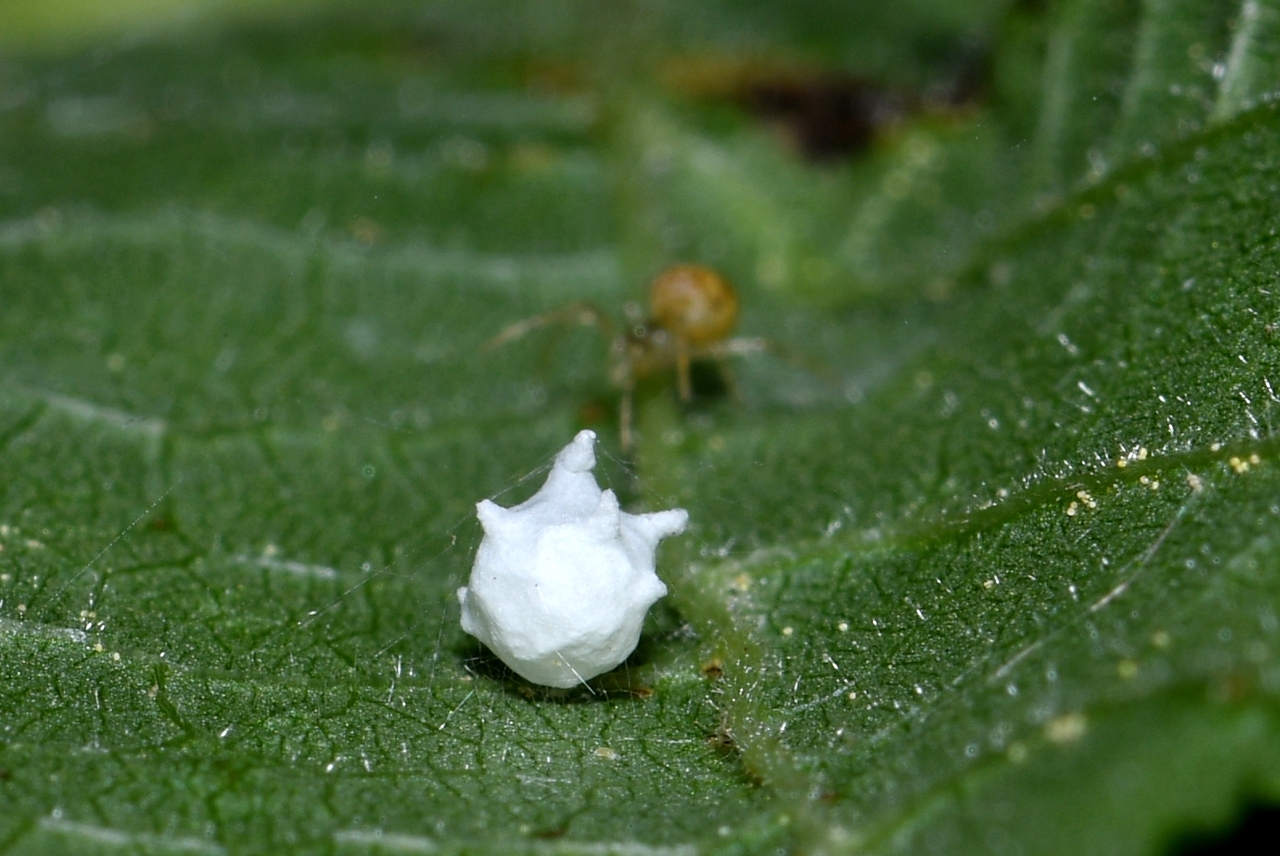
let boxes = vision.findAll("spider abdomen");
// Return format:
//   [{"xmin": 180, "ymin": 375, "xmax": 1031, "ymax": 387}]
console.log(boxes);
[{"xmin": 649, "ymin": 264, "xmax": 739, "ymax": 346}]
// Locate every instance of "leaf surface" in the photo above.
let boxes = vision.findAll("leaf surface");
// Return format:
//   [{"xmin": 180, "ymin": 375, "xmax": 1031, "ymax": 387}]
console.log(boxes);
[{"xmin": 2, "ymin": 2, "xmax": 1280, "ymax": 854}]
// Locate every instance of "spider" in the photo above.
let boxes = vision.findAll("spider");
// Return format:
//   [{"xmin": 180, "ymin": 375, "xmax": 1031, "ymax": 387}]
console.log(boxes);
[{"xmin": 487, "ymin": 264, "xmax": 775, "ymax": 451}]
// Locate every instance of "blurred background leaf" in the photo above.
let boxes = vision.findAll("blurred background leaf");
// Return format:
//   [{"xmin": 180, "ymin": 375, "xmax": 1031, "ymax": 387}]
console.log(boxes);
[{"xmin": 2, "ymin": 1, "xmax": 1280, "ymax": 854}]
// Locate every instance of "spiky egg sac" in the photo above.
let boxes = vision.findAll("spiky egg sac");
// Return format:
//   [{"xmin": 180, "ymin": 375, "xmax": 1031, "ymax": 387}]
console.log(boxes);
[{"xmin": 458, "ymin": 430, "xmax": 688, "ymax": 688}]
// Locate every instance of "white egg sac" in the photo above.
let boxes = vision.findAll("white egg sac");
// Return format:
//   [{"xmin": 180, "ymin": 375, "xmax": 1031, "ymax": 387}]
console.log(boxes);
[{"xmin": 458, "ymin": 430, "xmax": 688, "ymax": 688}]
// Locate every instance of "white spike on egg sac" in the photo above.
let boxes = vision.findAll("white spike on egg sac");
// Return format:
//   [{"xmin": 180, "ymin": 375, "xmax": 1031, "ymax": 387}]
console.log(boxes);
[{"xmin": 458, "ymin": 430, "xmax": 688, "ymax": 688}]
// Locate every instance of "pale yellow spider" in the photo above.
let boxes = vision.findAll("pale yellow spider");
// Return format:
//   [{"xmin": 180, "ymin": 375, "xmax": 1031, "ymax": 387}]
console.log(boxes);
[{"xmin": 488, "ymin": 264, "xmax": 774, "ymax": 451}]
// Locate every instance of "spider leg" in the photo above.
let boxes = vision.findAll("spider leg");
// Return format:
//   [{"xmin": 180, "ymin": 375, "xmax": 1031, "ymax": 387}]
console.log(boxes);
[
  {"xmin": 698, "ymin": 336, "xmax": 768, "ymax": 359},
  {"xmin": 619, "ymin": 380, "xmax": 635, "ymax": 453},
  {"xmin": 675, "ymin": 341, "xmax": 693, "ymax": 402},
  {"xmin": 715, "ymin": 356, "xmax": 742, "ymax": 402},
  {"xmin": 484, "ymin": 301, "xmax": 616, "ymax": 350},
  {"xmin": 696, "ymin": 338, "xmax": 765, "ymax": 400},
  {"xmin": 701, "ymin": 336, "xmax": 832, "ymax": 379}
]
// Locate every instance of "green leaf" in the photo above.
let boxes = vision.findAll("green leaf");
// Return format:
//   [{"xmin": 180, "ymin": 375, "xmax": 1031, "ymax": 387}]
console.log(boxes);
[{"xmin": 3, "ymin": 2, "xmax": 1280, "ymax": 854}]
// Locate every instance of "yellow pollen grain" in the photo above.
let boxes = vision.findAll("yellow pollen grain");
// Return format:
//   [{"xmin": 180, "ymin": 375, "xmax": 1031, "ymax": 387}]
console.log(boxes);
[{"xmin": 1045, "ymin": 712, "xmax": 1087, "ymax": 743}]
